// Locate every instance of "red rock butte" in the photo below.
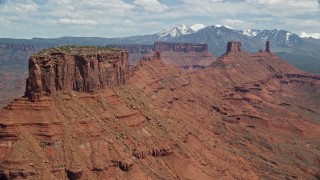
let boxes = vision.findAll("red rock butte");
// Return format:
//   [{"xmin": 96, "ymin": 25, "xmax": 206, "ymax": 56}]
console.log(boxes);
[
  {"xmin": 226, "ymin": 41, "xmax": 242, "ymax": 53},
  {"xmin": 24, "ymin": 46, "xmax": 129, "ymax": 101}
]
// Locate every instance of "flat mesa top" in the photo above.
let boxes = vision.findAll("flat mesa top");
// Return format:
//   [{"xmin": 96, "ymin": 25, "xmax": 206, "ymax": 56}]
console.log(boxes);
[{"xmin": 36, "ymin": 45, "xmax": 124, "ymax": 56}]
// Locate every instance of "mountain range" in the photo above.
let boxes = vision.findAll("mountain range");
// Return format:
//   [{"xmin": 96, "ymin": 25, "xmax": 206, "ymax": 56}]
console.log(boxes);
[
  {"xmin": 1, "ymin": 23, "xmax": 320, "ymax": 74},
  {"xmin": 152, "ymin": 24, "xmax": 320, "ymax": 74}
]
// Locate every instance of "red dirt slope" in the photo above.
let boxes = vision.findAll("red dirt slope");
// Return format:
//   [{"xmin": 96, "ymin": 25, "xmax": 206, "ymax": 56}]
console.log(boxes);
[{"xmin": 0, "ymin": 42, "xmax": 319, "ymax": 179}]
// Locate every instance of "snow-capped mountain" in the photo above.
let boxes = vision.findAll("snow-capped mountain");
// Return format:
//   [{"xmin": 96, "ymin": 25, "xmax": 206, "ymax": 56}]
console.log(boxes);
[
  {"xmin": 300, "ymin": 32, "xmax": 320, "ymax": 39},
  {"xmin": 157, "ymin": 24, "xmax": 238, "ymax": 40},
  {"xmin": 151, "ymin": 24, "xmax": 307, "ymax": 55},
  {"xmin": 157, "ymin": 23, "xmax": 206, "ymax": 39},
  {"xmin": 243, "ymin": 29, "xmax": 259, "ymax": 37},
  {"xmin": 242, "ymin": 29, "xmax": 301, "ymax": 46},
  {"xmin": 190, "ymin": 23, "xmax": 206, "ymax": 31},
  {"xmin": 215, "ymin": 24, "xmax": 233, "ymax": 29},
  {"xmin": 151, "ymin": 25, "xmax": 320, "ymax": 73}
]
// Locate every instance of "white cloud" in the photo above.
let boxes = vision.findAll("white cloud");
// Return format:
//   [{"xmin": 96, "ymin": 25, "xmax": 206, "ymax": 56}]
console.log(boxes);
[
  {"xmin": 247, "ymin": 0, "xmax": 318, "ymax": 8},
  {"xmin": 222, "ymin": 19, "xmax": 254, "ymax": 29},
  {"xmin": 49, "ymin": 0, "xmax": 135, "ymax": 17},
  {"xmin": 40, "ymin": 0, "xmax": 136, "ymax": 26},
  {"xmin": 0, "ymin": 17, "xmax": 10, "ymax": 24},
  {"xmin": 0, "ymin": 0, "xmax": 38, "ymax": 13},
  {"xmin": 179, "ymin": 0, "xmax": 254, "ymax": 15},
  {"xmin": 77, "ymin": 0, "xmax": 134, "ymax": 12},
  {"xmin": 283, "ymin": 18, "xmax": 320, "ymax": 32},
  {"xmin": 59, "ymin": 18, "xmax": 97, "ymax": 25},
  {"xmin": 246, "ymin": 0, "xmax": 319, "ymax": 16},
  {"xmin": 133, "ymin": 0, "xmax": 168, "ymax": 13}
]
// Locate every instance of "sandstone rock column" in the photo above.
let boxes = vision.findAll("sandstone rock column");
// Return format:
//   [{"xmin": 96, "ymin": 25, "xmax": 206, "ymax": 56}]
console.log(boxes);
[
  {"xmin": 265, "ymin": 41, "xmax": 271, "ymax": 52},
  {"xmin": 226, "ymin": 42, "xmax": 242, "ymax": 53}
]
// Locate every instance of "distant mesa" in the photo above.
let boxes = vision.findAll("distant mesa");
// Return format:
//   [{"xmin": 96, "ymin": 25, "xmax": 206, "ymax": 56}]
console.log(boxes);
[
  {"xmin": 0, "ymin": 43, "xmax": 40, "ymax": 51},
  {"xmin": 107, "ymin": 42, "xmax": 210, "ymax": 68},
  {"xmin": 153, "ymin": 42, "xmax": 208, "ymax": 53},
  {"xmin": 107, "ymin": 44, "xmax": 153, "ymax": 54},
  {"xmin": 152, "ymin": 42, "xmax": 216, "ymax": 68},
  {"xmin": 25, "ymin": 46, "xmax": 129, "ymax": 101}
]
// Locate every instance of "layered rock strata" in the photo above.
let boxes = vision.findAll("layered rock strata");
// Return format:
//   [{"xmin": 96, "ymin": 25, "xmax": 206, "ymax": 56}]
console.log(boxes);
[
  {"xmin": 151, "ymin": 42, "xmax": 215, "ymax": 68},
  {"xmin": 24, "ymin": 46, "xmax": 129, "ymax": 101},
  {"xmin": 154, "ymin": 42, "xmax": 208, "ymax": 52},
  {"xmin": 226, "ymin": 41, "xmax": 242, "ymax": 53},
  {"xmin": 0, "ymin": 43, "xmax": 40, "ymax": 51}
]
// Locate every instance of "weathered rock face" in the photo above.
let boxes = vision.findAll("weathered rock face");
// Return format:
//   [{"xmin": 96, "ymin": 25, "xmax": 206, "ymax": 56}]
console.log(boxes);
[
  {"xmin": 154, "ymin": 42, "xmax": 208, "ymax": 52},
  {"xmin": 106, "ymin": 44, "xmax": 153, "ymax": 67},
  {"xmin": 226, "ymin": 41, "xmax": 242, "ymax": 53},
  {"xmin": 265, "ymin": 41, "xmax": 271, "ymax": 52},
  {"xmin": 24, "ymin": 46, "xmax": 129, "ymax": 101},
  {"xmin": 143, "ymin": 51, "xmax": 161, "ymax": 61}
]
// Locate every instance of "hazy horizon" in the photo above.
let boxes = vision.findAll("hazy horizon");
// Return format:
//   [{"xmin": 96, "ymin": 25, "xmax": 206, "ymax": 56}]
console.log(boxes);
[{"xmin": 0, "ymin": 0, "xmax": 320, "ymax": 39}]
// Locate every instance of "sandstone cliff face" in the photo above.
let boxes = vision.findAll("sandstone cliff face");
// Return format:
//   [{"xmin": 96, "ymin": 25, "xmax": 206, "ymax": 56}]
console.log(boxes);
[
  {"xmin": 154, "ymin": 42, "xmax": 208, "ymax": 52},
  {"xmin": 226, "ymin": 41, "xmax": 242, "ymax": 53},
  {"xmin": 106, "ymin": 44, "xmax": 153, "ymax": 67},
  {"xmin": 24, "ymin": 46, "xmax": 129, "ymax": 101},
  {"xmin": 143, "ymin": 51, "xmax": 161, "ymax": 61}
]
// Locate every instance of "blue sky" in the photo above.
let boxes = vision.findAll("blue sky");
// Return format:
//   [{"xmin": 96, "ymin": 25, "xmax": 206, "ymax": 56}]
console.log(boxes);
[{"xmin": 0, "ymin": 0, "xmax": 319, "ymax": 38}]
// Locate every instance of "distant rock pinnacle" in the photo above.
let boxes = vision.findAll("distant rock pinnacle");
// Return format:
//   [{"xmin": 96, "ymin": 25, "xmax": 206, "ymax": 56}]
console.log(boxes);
[
  {"xmin": 265, "ymin": 41, "xmax": 271, "ymax": 52},
  {"xmin": 227, "ymin": 42, "xmax": 242, "ymax": 53}
]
